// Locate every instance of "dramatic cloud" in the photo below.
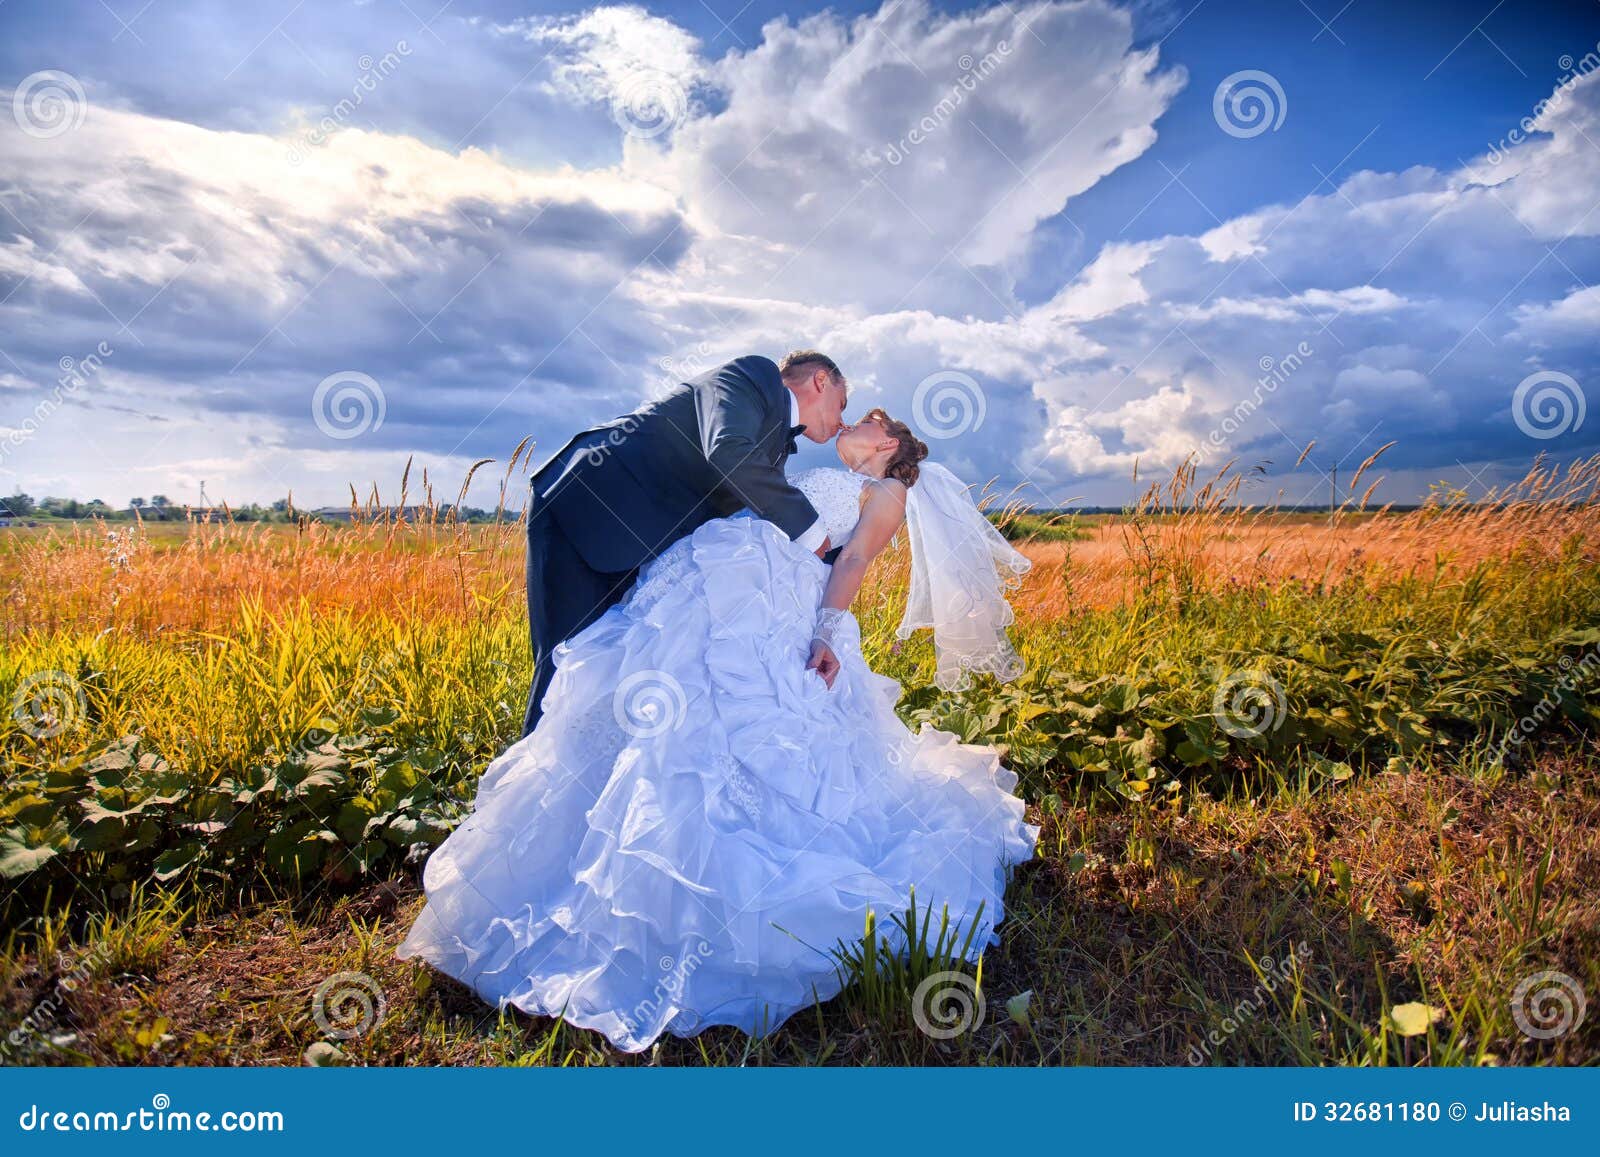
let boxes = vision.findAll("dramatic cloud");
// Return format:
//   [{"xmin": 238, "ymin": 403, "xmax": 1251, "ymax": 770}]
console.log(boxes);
[
  {"xmin": 633, "ymin": 0, "xmax": 1185, "ymax": 316},
  {"xmin": 1, "ymin": 0, "xmax": 1596, "ymax": 509},
  {"xmin": 0, "ymin": 100, "xmax": 688, "ymax": 501}
]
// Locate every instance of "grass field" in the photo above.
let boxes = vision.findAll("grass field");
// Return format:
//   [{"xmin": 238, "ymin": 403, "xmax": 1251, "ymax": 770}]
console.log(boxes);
[{"xmin": 3, "ymin": 454, "xmax": 1598, "ymax": 1066}]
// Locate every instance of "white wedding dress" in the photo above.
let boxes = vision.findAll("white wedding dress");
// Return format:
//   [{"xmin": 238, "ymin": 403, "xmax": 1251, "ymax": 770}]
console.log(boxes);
[{"xmin": 397, "ymin": 467, "xmax": 1039, "ymax": 1052}]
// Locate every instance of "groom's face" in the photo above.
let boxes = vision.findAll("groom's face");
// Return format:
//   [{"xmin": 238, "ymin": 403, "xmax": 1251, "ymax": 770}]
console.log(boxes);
[{"xmin": 808, "ymin": 371, "xmax": 848, "ymax": 441}]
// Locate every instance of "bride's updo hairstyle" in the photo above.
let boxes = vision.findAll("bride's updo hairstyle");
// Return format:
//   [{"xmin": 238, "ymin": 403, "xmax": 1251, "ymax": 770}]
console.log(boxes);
[{"xmin": 861, "ymin": 407, "xmax": 930, "ymax": 487}]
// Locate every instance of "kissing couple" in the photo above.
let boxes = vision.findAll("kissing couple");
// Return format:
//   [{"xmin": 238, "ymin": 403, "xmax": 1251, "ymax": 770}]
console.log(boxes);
[{"xmin": 399, "ymin": 350, "xmax": 1040, "ymax": 1052}]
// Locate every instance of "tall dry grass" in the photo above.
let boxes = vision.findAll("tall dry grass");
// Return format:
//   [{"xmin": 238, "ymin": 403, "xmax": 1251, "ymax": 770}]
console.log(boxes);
[
  {"xmin": 1002, "ymin": 451, "xmax": 1600, "ymax": 619},
  {"xmin": 1, "ymin": 455, "xmax": 531, "ymax": 639},
  {"xmin": 3, "ymin": 451, "xmax": 1598, "ymax": 641}
]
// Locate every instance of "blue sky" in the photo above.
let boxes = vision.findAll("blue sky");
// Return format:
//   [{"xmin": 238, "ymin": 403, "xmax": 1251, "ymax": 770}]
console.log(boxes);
[{"xmin": 1, "ymin": 0, "xmax": 1598, "ymax": 509}]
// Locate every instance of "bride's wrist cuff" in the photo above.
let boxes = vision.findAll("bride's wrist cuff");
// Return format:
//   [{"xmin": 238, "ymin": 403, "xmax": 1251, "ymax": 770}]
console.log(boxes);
[{"xmin": 811, "ymin": 607, "xmax": 860, "ymax": 653}]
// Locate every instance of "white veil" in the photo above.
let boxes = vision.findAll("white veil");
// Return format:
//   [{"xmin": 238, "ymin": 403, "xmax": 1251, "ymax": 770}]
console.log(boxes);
[{"xmin": 895, "ymin": 461, "xmax": 1032, "ymax": 691}]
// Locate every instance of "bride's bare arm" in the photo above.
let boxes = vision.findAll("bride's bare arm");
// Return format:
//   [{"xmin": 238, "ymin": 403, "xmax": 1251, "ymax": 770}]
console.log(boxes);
[
  {"xmin": 805, "ymin": 479, "xmax": 908, "ymax": 687},
  {"xmin": 821, "ymin": 480, "xmax": 908, "ymax": 611}
]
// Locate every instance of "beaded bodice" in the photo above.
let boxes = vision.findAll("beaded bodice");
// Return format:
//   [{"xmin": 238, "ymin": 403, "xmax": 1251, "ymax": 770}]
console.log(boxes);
[{"xmin": 793, "ymin": 468, "xmax": 870, "ymax": 549}]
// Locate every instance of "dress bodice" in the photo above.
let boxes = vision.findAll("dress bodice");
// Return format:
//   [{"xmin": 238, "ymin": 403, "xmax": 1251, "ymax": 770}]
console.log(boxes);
[{"xmin": 792, "ymin": 467, "xmax": 869, "ymax": 549}]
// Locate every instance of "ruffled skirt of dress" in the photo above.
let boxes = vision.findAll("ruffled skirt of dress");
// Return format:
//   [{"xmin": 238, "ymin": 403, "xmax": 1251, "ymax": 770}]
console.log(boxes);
[{"xmin": 396, "ymin": 514, "xmax": 1039, "ymax": 1052}]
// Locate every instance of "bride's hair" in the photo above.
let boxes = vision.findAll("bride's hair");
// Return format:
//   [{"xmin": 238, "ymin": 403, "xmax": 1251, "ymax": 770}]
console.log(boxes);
[{"xmin": 861, "ymin": 407, "xmax": 930, "ymax": 487}]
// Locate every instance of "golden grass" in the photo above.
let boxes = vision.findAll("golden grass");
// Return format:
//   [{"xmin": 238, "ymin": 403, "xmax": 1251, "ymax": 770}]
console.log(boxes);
[
  {"xmin": 6, "ymin": 452, "xmax": 1597, "ymax": 639},
  {"xmin": 3, "ymin": 451, "xmax": 1598, "ymax": 1066}
]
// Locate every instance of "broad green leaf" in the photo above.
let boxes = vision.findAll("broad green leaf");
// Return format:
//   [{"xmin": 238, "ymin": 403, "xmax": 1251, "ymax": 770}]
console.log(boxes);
[
  {"xmin": 152, "ymin": 840, "xmax": 205, "ymax": 882},
  {"xmin": 0, "ymin": 831, "xmax": 57, "ymax": 878}
]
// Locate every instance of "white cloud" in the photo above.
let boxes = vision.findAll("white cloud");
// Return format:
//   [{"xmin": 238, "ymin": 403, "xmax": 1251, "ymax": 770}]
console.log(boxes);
[
  {"xmin": 502, "ymin": 3, "xmax": 706, "ymax": 108},
  {"xmin": 2, "ymin": 2, "xmax": 1597, "ymax": 510},
  {"xmin": 0, "ymin": 95, "xmax": 691, "ymax": 504},
  {"xmin": 1514, "ymin": 284, "xmax": 1600, "ymax": 346},
  {"xmin": 632, "ymin": 0, "xmax": 1185, "ymax": 316}
]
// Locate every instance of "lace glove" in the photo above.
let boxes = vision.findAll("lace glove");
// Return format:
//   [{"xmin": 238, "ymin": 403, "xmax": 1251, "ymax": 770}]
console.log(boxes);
[{"xmin": 811, "ymin": 607, "xmax": 861, "ymax": 657}]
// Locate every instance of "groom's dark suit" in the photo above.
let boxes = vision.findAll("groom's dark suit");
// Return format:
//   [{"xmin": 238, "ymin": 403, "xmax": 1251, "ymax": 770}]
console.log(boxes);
[{"xmin": 521, "ymin": 354, "xmax": 823, "ymax": 736}]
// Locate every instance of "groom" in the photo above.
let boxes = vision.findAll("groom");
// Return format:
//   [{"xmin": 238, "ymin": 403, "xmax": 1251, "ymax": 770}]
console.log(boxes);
[{"xmin": 521, "ymin": 351, "xmax": 851, "ymax": 736}]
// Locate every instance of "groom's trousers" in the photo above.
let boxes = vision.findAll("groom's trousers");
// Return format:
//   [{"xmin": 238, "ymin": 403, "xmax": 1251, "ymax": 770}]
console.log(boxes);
[{"xmin": 520, "ymin": 489, "xmax": 640, "ymax": 737}]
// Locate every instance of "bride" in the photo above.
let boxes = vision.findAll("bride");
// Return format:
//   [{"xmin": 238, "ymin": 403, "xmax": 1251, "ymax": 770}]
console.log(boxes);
[{"xmin": 398, "ymin": 407, "xmax": 1039, "ymax": 1052}]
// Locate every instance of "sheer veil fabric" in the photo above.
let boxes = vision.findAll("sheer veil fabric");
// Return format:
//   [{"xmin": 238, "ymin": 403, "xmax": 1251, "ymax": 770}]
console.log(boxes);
[{"xmin": 897, "ymin": 461, "xmax": 1033, "ymax": 691}]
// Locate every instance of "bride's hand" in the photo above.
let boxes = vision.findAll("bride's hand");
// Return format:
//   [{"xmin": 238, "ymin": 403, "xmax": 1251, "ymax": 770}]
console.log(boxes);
[{"xmin": 806, "ymin": 639, "xmax": 840, "ymax": 688}]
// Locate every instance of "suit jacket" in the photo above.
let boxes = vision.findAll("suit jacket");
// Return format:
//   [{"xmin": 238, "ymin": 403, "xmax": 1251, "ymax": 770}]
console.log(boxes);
[{"xmin": 531, "ymin": 355, "xmax": 822, "ymax": 574}]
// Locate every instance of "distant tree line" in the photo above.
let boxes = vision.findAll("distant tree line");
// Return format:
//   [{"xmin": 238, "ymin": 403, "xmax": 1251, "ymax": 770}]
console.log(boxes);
[{"xmin": 2, "ymin": 491, "xmax": 510, "ymax": 523}]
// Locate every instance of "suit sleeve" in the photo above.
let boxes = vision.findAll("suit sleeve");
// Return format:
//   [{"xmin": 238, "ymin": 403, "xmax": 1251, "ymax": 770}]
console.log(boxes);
[
  {"xmin": 699, "ymin": 368, "xmax": 821, "ymax": 544},
  {"xmin": 791, "ymin": 514, "xmax": 828, "ymax": 553}
]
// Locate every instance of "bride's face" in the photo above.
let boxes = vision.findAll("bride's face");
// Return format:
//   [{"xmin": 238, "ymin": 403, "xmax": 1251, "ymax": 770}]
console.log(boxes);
[{"xmin": 834, "ymin": 417, "xmax": 892, "ymax": 466}]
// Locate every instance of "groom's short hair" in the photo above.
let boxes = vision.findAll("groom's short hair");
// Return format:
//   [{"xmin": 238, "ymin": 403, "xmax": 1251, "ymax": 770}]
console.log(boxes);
[{"xmin": 778, "ymin": 350, "xmax": 842, "ymax": 383}]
